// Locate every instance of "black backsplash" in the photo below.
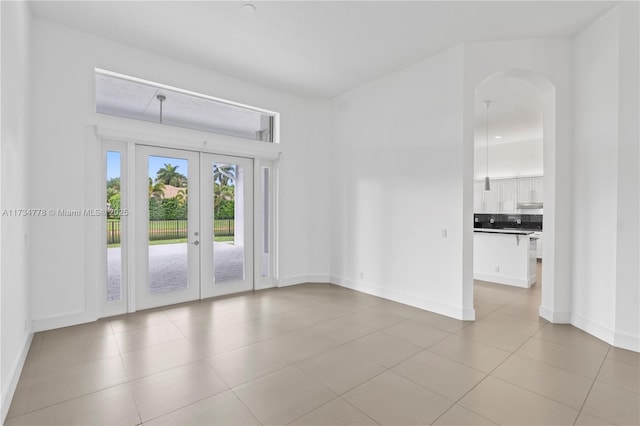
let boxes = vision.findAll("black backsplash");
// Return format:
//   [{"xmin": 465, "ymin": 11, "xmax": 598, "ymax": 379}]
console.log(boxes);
[{"xmin": 474, "ymin": 214, "xmax": 543, "ymax": 231}]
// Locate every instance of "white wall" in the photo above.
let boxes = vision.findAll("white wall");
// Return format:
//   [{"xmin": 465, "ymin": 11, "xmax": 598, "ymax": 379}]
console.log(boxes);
[
  {"xmin": 330, "ymin": 45, "xmax": 472, "ymax": 319},
  {"xmin": 573, "ymin": 2, "xmax": 639, "ymax": 351},
  {"xmin": 29, "ymin": 18, "xmax": 331, "ymax": 327},
  {"xmin": 572, "ymin": 6, "xmax": 619, "ymax": 339},
  {"xmin": 1, "ymin": 1, "xmax": 33, "ymax": 420},
  {"xmin": 474, "ymin": 138, "xmax": 543, "ymax": 180},
  {"xmin": 614, "ymin": 2, "xmax": 640, "ymax": 350}
]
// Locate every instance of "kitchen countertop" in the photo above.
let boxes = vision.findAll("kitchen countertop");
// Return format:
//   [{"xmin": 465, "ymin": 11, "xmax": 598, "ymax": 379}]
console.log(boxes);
[{"xmin": 474, "ymin": 228, "xmax": 535, "ymax": 236}]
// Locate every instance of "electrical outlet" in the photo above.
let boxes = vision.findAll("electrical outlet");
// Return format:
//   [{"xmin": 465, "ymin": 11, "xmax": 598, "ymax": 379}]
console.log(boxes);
[
  {"xmin": 359, "ymin": 272, "xmax": 364, "ymax": 280},
  {"xmin": 441, "ymin": 229, "xmax": 447, "ymax": 238},
  {"xmin": 495, "ymin": 266, "xmax": 500, "ymax": 272}
]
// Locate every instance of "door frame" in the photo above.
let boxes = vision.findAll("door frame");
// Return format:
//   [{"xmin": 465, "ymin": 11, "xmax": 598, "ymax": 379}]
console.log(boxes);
[
  {"xmin": 95, "ymin": 124, "xmax": 280, "ymax": 317},
  {"xmin": 100, "ymin": 139, "xmax": 129, "ymax": 318}
]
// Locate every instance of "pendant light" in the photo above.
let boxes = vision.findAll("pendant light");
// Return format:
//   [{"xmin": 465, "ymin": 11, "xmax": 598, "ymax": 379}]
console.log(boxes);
[
  {"xmin": 157, "ymin": 94, "xmax": 166, "ymax": 124},
  {"xmin": 483, "ymin": 100, "xmax": 492, "ymax": 191}
]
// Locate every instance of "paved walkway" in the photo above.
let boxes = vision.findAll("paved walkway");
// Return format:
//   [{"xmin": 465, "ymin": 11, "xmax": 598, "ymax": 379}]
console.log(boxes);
[{"xmin": 107, "ymin": 242, "xmax": 244, "ymax": 301}]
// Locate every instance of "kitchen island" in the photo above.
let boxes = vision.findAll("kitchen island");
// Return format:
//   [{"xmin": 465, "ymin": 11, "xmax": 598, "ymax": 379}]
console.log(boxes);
[{"xmin": 473, "ymin": 229, "xmax": 538, "ymax": 288}]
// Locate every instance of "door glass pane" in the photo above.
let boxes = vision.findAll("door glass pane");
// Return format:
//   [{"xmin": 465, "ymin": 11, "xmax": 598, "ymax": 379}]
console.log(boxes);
[
  {"xmin": 213, "ymin": 163, "xmax": 244, "ymax": 283},
  {"xmin": 148, "ymin": 156, "xmax": 189, "ymax": 293},
  {"xmin": 261, "ymin": 167, "xmax": 270, "ymax": 277},
  {"xmin": 107, "ymin": 151, "xmax": 121, "ymax": 301}
]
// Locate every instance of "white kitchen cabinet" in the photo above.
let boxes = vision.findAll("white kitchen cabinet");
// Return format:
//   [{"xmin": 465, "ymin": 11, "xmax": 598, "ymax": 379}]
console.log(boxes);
[
  {"xmin": 474, "ymin": 176, "xmax": 543, "ymax": 213},
  {"xmin": 500, "ymin": 179, "xmax": 518, "ymax": 213},
  {"xmin": 531, "ymin": 176, "xmax": 543, "ymax": 202},
  {"xmin": 518, "ymin": 176, "xmax": 544, "ymax": 203},
  {"xmin": 518, "ymin": 178, "xmax": 532, "ymax": 202},
  {"xmin": 474, "ymin": 178, "xmax": 517, "ymax": 213},
  {"xmin": 484, "ymin": 180, "xmax": 500, "ymax": 212}
]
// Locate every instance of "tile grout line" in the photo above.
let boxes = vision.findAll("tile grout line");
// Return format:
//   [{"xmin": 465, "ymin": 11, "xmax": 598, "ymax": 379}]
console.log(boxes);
[
  {"xmin": 428, "ymin": 320, "xmax": 546, "ymax": 424},
  {"xmin": 11, "ymin": 381, "xmax": 136, "ymax": 420},
  {"xmin": 112, "ymin": 314, "xmax": 145, "ymax": 426},
  {"xmin": 572, "ymin": 345, "xmax": 612, "ymax": 426},
  {"xmin": 201, "ymin": 360, "xmax": 266, "ymax": 426},
  {"xmin": 337, "ymin": 397, "xmax": 383, "ymax": 426},
  {"xmin": 6, "ymin": 335, "xmax": 42, "ymax": 420},
  {"xmin": 141, "ymin": 291, "xmax": 394, "ymax": 425},
  {"xmin": 428, "ymin": 402, "xmax": 497, "ymax": 426},
  {"xmin": 228, "ymin": 386, "xmax": 265, "ymax": 426},
  {"xmin": 13, "ymin": 281, "xmax": 634, "ymax": 426},
  {"xmin": 514, "ymin": 336, "xmax": 613, "ymax": 381},
  {"xmin": 460, "ymin": 321, "xmax": 611, "ymax": 422},
  {"xmin": 113, "ymin": 313, "xmax": 215, "ymax": 407}
]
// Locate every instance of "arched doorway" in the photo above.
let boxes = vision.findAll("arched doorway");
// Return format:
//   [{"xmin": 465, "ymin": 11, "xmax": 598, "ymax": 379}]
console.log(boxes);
[
  {"xmin": 465, "ymin": 68, "xmax": 568, "ymax": 325},
  {"xmin": 473, "ymin": 74, "xmax": 544, "ymax": 318}
]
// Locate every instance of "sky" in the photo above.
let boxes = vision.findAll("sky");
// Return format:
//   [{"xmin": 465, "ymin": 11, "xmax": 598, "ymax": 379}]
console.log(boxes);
[
  {"xmin": 106, "ymin": 152, "xmax": 236, "ymax": 188},
  {"xmin": 148, "ymin": 155, "xmax": 189, "ymax": 181},
  {"xmin": 106, "ymin": 151, "xmax": 189, "ymax": 181},
  {"xmin": 106, "ymin": 151, "xmax": 120, "ymax": 180}
]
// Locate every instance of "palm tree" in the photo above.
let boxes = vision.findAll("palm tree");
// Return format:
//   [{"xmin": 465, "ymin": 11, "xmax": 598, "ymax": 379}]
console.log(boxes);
[
  {"xmin": 156, "ymin": 163, "xmax": 187, "ymax": 187},
  {"xmin": 148, "ymin": 177, "xmax": 165, "ymax": 199},
  {"xmin": 213, "ymin": 164, "xmax": 236, "ymax": 217},
  {"xmin": 176, "ymin": 188, "xmax": 188, "ymax": 205},
  {"xmin": 213, "ymin": 164, "xmax": 235, "ymax": 187}
]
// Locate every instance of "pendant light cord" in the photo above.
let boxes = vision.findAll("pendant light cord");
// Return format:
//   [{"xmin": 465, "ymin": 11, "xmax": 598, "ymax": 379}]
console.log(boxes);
[
  {"xmin": 486, "ymin": 101, "xmax": 489, "ymax": 179},
  {"xmin": 482, "ymin": 100, "xmax": 492, "ymax": 191}
]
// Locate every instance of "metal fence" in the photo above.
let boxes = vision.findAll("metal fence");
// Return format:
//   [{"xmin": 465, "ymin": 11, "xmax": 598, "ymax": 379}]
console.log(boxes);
[
  {"xmin": 107, "ymin": 219, "xmax": 235, "ymax": 244},
  {"xmin": 214, "ymin": 219, "xmax": 234, "ymax": 237},
  {"xmin": 149, "ymin": 219, "xmax": 188, "ymax": 241},
  {"xmin": 107, "ymin": 220, "xmax": 121, "ymax": 244}
]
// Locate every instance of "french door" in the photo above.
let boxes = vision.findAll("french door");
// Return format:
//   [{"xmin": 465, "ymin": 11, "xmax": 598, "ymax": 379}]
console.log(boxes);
[
  {"xmin": 135, "ymin": 146, "xmax": 253, "ymax": 310},
  {"xmin": 201, "ymin": 153, "xmax": 254, "ymax": 298}
]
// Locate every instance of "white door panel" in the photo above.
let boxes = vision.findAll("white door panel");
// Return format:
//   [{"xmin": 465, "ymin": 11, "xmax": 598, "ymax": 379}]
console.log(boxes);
[{"xmin": 135, "ymin": 146, "xmax": 200, "ymax": 310}]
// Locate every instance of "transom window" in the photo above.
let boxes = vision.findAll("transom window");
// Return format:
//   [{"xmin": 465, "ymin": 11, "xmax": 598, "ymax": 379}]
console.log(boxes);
[{"xmin": 95, "ymin": 69, "xmax": 278, "ymax": 142}]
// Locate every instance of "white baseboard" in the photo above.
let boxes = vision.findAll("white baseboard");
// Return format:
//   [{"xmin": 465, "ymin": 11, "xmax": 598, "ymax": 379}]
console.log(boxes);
[
  {"xmin": 1, "ymin": 332, "xmax": 33, "ymax": 423},
  {"xmin": 330, "ymin": 275, "xmax": 475, "ymax": 320},
  {"xmin": 474, "ymin": 272, "xmax": 534, "ymax": 288},
  {"xmin": 570, "ymin": 313, "xmax": 639, "ymax": 352},
  {"xmin": 613, "ymin": 330, "xmax": 640, "ymax": 352},
  {"xmin": 32, "ymin": 310, "xmax": 98, "ymax": 333},
  {"xmin": 278, "ymin": 275, "xmax": 331, "ymax": 287},
  {"xmin": 570, "ymin": 313, "xmax": 615, "ymax": 344},
  {"xmin": 254, "ymin": 282, "xmax": 277, "ymax": 291},
  {"xmin": 539, "ymin": 305, "xmax": 571, "ymax": 323}
]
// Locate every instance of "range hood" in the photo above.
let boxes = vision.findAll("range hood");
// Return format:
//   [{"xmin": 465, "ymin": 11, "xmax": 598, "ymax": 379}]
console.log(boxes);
[{"xmin": 517, "ymin": 202, "xmax": 544, "ymax": 209}]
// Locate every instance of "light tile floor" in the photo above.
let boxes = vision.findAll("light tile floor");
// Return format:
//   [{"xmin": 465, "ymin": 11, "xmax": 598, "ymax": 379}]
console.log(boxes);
[{"xmin": 7, "ymin": 263, "xmax": 639, "ymax": 425}]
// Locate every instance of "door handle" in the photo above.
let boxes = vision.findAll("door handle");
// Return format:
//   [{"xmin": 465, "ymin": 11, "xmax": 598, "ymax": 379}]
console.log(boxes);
[{"xmin": 192, "ymin": 240, "xmax": 200, "ymax": 246}]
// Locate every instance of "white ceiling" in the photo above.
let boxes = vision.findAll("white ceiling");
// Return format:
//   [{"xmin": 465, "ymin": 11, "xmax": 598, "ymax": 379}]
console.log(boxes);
[
  {"xmin": 30, "ymin": 1, "xmax": 615, "ymax": 99},
  {"xmin": 474, "ymin": 75, "xmax": 542, "ymax": 146}
]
